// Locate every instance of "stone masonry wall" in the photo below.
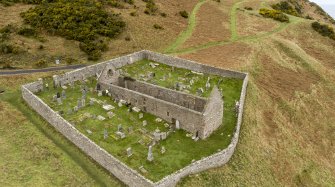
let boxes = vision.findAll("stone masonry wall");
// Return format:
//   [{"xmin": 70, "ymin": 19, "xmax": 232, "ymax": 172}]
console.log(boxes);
[
  {"xmin": 25, "ymin": 50, "xmax": 249, "ymax": 187},
  {"xmin": 122, "ymin": 78, "xmax": 207, "ymax": 112},
  {"xmin": 201, "ymin": 86, "xmax": 224, "ymax": 139},
  {"xmin": 101, "ymin": 82, "xmax": 204, "ymax": 135},
  {"xmin": 22, "ymin": 82, "xmax": 154, "ymax": 187}
]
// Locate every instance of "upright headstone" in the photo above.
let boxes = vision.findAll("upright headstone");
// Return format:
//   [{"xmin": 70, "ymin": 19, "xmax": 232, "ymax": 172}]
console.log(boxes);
[
  {"xmin": 147, "ymin": 145, "xmax": 154, "ymax": 162},
  {"xmin": 67, "ymin": 108, "xmax": 73, "ymax": 115},
  {"xmin": 73, "ymin": 106, "xmax": 78, "ymax": 112},
  {"xmin": 77, "ymin": 99, "xmax": 82, "ymax": 108},
  {"xmin": 117, "ymin": 124, "xmax": 122, "ymax": 132},
  {"xmin": 161, "ymin": 146, "xmax": 166, "ymax": 154},
  {"xmin": 62, "ymin": 90, "xmax": 66, "ymax": 99},
  {"xmin": 90, "ymin": 99, "xmax": 94, "ymax": 106},
  {"xmin": 139, "ymin": 113, "xmax": 143, "ymax": 119},
  {"xmin": 104, "ymin": 129, "xmax": 108, "ymax": 139},
  {"xmin": 81, "ymin": 98, "xmax": 86, "ymax": 107},
  {"xmin": 205, "ymin": 77, "xmax": 211, "ymax": 90},
  {"xmin": 126, "ymin": 147, "xmax": 133, "ymax": 157},
  {"xmin": 57, "ymin": 97, "xmax": 62, "ymax": 105},
  {"xmin": 143, "ymin": 120, "xmax": 147, "ymax": 126}
]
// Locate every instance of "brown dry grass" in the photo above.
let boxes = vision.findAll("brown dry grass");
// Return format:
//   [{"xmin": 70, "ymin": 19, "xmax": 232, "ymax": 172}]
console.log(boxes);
[
  {"xmin": 180, "ymin": 41, "xmax": 252, "ymax": 69},
  {"xmin": 237, "ymin": 10, "xmax": 279, "ymax": 37},
  {"xmin": 181, "ymin": 1, "xmax": 231, "ymax": 49},
  {"xmin": 0, "ymin": 4, "xmax": 33, "ymax": 27}
]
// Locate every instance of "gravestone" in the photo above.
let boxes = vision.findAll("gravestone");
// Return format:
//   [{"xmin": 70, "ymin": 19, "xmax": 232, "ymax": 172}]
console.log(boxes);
[
  {"xmin": 126, "ymin": 147, "xmax": 133, "ymax": 157},
  {"xmin": 190, "ymin": 79, "xmax": 194, "ymax": 86},
  {"xmin": 56, "ymin": 92, "xmax": 61, "ymax": 98},
  {"xmin": 90, "ymin": 99, "xmax": 94, "ymax": 106},
  {"xmin": 128, "ymin": 126, "xmax": 133, "ymax": 133},
  {"xmin": 81, "ymin": 98, "xmax": 86, "ymax": 107},
  {"xmin": 117, "ymin": 124, "xmax": 123, "ymax": 132},
  {"xmin": 45, "ymin": 83, "xmax": 49, "ymax": 90},
  {"xmin": 74, "ymin": 106, "xmax": 78, "ymax": 112},
  {"xmin": 143, "ymin": 120, "xmax": 147, "ymax": 126},
  {"xmin": 104, "ymin": 129, "xmax": 108, "ymax": 139},
  {"xmin": 197, "ymin": 88, "xmax": 204, "ymax": 96},
  {"xmin": 147, "ymin": 145, "xmax": 154, "ymax": 162},
  {"xmin": 97, "ymin": 115, "xmax": 105, "ymax": 121},
  {"xmin": 61, "ymin": 90, "xmax": 66, "ymax": 99},
  {"xmin": 116, "ymin": 131, "xmax": 126, "ymax": 139},
  {"xmin": 205, "ymin": 77, "xmax": 211, "ymax": 90},
  {"xmin": 107, "ymin": 111, "xmax": 115, "ymax": 119},
  {"xmin": 161, "ymin": 146, "xmax": 166, "ymax": 154},
  {"xmin": 86, "ymin": 129, "xmax": 92, "ymax": 135},
  {"xmin": 139, "ymin": 113, "xmax": 143, "ymax": 119},
  {"xmin": 57, "ymin": 98, "xmax": 62, "ymax": 105},
  {"xmin": 139, "ymin": 166, "xmax": 147, "ymax": 173},
  {"xmin": 77, "ymin": 99, "xmax": 82, "ymax": 108},
  {"xmin": 98, "ymin": 91, "xmax": 102, "ymax": 97},
  {"xmin": 52, "ymin": 95, "xmax": 57, "ymax": 102},
  {"xmin": 161, "ymin": 132, "xmax": 167, "ymax": 140}
]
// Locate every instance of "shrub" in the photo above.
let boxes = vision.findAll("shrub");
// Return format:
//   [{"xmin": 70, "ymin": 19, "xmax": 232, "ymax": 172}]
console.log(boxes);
[
  {"xmin": 143, "ymin": 0, "xmax": 158, "ymax": 15},
  {"xmin": 179, "ymin": 10, "xmax": 189, "ymax": 18},
  {"xmin": 271, "ymin": 1, "xmax": 300, "ymax": 17},
  {"xmin": 21, "ymin": 0, "xmax": 125, "ymax": 60},
  {"xmin": 153, "ymin": 24, "xmax": 163, "ymax": 30},
  {"xmin": 34, "ymin": 59, "xmax": 48, "ymax": 67},
  {"xmin": 79, "ymin": 40, "xmax": 107, "ymax": 61},
  {"xmin": 244, "ymin": 7, "xmax": 253, "ymax": 10},
  {"xmin": 259, "ymin": 8, "xmax": 289, "ymax": 22},
  {"xmin": 0, "ymin": 43, "xmax": 14, "ymax": 54},
  {"xmin": 64, "ymin": 57, "xmax": 77, "ymax": 65},
  {"xmin": 160, "ymin": 12, "xmax": 167, "ymax": 17},
  {"xmin": 17, "ymin": 26, "xmax": 37, "ymax": 37},
  {"xmin": 311, "ymin": 21, "xmax": 335, "ymax": 40},
  {"xmin": 130, "ymin": 11, "xmax": 138, "ymax": 16},
  {"xmin": 38, "ymin": 45, "xmax": 44, "ymax": 50},
  {"xmin": 125, "ymin": 36, "xmax": 131, "ymax": 41}
]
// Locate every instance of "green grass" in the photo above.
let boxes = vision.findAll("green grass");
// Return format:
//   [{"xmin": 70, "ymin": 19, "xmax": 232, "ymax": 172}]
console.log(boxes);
[
  {"xmin": 0, "ymin": 90, "xmax": 123, "ymax": 186},
  {"xmin": 34, "ymin": 59, "xmax": 243, "ymax": 182}
]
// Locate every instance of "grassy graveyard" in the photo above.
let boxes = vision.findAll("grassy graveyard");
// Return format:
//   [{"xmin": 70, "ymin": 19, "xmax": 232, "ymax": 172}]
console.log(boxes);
[{"xmin": 36, "ymin": 60, "xmax": 243, "ymax": 181}]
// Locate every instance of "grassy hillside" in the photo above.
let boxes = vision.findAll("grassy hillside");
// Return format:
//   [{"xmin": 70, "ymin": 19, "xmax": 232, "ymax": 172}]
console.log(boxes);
[{"xmin": 1, "ymin": 0, "xmax": 335, "ymax": 186}]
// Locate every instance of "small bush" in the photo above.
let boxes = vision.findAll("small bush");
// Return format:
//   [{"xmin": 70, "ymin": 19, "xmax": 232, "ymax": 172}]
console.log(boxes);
[
  {"xmin": 311, "ymin": 21, "xmax": 335, "ymax": 40},
  {"xmin": 38, "ymin": 45, "xmax": 44, "ymax": 50},
  {"xmin": 271, "ymin": 1, "xmax": 300, "ymax": 17},
  {"xmin": 244, "ymin": 7, "xmax": 253, "ymax": 10},
  {"xmin": 153, "ymin": 24, "xmax": 163, "ymax": 30},
  {"xmin": 130, "ymin": 11, "xmax": 138, "ymax": 16},
  {"xmin": 143, "ymin": 0, "xmax": 158, "ymax": 15},
  {"xmin": 259, "ymin": 8, "xmax": 289, "ymax": 22},
  {"xmin": 179, "ymin": 10, "xmax": 189, "ymax": 18},
  {"xmin": 0, "ymin": 43, "xmax": 14, "ymax": 54},
  {"xmin": 125, "ymin": 36, "xmax": 131, "ymax": 41},
  {"xmin": 17, "ymin": 26, "xmax": 37, "ymax": 37},
  {"xmin": 160, "ymin": 12, "xmax": 167, "ymax": 17},
  {"xmin": 34, "ymin": 59, "xmax": 48, "ymax": 68},
  {"xmin": 64, "ymin": 57, "xmax": 77, "ymax": 65}
]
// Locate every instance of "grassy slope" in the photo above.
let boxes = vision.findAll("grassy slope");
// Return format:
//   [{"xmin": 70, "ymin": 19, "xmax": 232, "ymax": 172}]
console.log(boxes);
[{"xmin": 0, "ymin": 0, "xmax": 335, "ymax": 186}]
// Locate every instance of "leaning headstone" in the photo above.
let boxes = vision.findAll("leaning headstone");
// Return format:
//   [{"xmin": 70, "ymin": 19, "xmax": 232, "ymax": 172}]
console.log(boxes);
[
  {"xmin": 139, "ymin": 113, "xmax": 143, "ymax": 119},
  {"xmin": 116, "ymin": 131, "xmax": 126, "ymax": 139},
  {"xmin": 143, "ymin": 120, "xmax": 147, "ymax": 126},
  {"xmin": 139, "ymin": 166, "xmax": 147, "ymax": 173},
  {"xmin": 147, "ymin": 145, "xmax": 154, "ymax": 162},
  {"xmin": 126, "ymin": 147, "xmax": 133, "ymax": 157},
  {"xmin": 86, "ymin": 129, "xmax": 92, "ymax": 135}
]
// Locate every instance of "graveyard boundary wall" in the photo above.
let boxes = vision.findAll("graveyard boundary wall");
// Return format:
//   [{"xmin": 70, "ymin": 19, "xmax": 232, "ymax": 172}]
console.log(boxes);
[{"xmin": 23, "ymin": 50, "xmax": 249, "ymax": 187}]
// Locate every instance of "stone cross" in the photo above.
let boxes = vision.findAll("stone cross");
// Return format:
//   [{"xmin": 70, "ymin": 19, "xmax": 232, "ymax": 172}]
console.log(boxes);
[
  {"xmin": 147, "ymin": 145, "xmax": 154, "ymax": 162},
  {"xmin": 126, "ymin": 147, "xmax": 132, "ymax": 157}
]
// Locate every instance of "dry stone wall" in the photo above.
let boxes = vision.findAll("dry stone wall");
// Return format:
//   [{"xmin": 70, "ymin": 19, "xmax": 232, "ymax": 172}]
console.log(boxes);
[
  {"xmin": 22, "ymin": 82, "xmax": 154, "ymax": 187},
  {"xmin": 24, "ymin": 50, "xmax": 249, "ymax": 187}
]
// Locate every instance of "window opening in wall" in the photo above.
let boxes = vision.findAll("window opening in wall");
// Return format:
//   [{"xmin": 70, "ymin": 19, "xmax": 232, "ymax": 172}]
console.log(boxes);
[{"xmin": 167, "ymin": 111, "xmax": 170, "ymax": 116}]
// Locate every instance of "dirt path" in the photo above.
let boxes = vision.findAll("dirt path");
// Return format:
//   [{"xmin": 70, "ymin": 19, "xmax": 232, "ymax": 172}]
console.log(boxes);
[
  {"xmin": 164, "ymin": 0, "xmax": 208, "ymax": 53},
  {"xmin": 166, "ymin": 0, "xmax": 303, "ymax": 55},
  {"xmin": 0, "ymin": 64, "xmax": 86, "ymax": 76}
]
